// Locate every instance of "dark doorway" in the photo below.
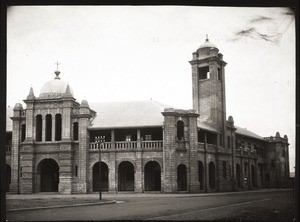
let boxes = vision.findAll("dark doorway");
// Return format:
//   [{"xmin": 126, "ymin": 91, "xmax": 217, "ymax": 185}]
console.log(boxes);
[
  {"xmin": 251, "ymin": 165, "xmax": 256, "ymax": 188},
  {"xmin": 118, "ymin": 161, "xmax": 134, "ymax": 191},
  {"xmin": 144, "ymin": 161, "xmax": 161, "ymax": 191},
  {"xmin": 209, "ymin": 162, "xmax": 216, "ymax": 189},
  {"xmin": 198, "ymin": 161, "xmax": 204, "ymax": 190},
  {"xmin": 177, "ymin": 164, "xmax": 187, "ymax": 191},
  {"xmin": 93, "ymin": 162, "xmax": 109, "ymax": 191},
  {"xmin": 6, "ymin": 164, "xmax": 11, "ymax": 192},
  {"xmin": 39, "ymin": 159, "xmax": 59, "ymax": 192},
  {"xmin": 236, "ymin": 164, "xmax": 241, "ymax": 188}
]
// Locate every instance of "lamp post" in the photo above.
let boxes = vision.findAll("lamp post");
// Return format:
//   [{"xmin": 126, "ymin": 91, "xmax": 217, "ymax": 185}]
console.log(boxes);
[{"xmin": 95, "ymin": 136, "xmax": 105, "ymax": 200}]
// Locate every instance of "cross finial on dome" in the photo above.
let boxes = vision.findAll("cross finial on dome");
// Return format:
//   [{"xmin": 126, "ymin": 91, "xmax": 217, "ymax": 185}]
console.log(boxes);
[
  {"xmin": 54, "ymin": 60, "xmax": 61, "ymax": 79},
  {"xmin": 205, "ymin": 34, "xmax": 209, "ymax": 42}
]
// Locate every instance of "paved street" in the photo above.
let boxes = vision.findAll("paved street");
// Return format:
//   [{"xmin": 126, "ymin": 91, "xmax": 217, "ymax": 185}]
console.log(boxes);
[{"xmin": 7, "ymin": 189, "xmax": 295, "ymax": 221}]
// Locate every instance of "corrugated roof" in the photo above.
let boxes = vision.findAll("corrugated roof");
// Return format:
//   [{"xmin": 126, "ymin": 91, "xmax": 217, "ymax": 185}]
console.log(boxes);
[
  {"xmin": 197, "ymin": 119, "xmax": 221, "ymax": 133},
  {"xmin": 89, "ymin": 100, "xmax": 173, "ymax": 129},
  {"xmin": 235, "ymin": 126, "xmax": 266, "ymax": 141},
  {"xmin": 6, "ymin": 106, "xmax": 13, "ymax": 132}
]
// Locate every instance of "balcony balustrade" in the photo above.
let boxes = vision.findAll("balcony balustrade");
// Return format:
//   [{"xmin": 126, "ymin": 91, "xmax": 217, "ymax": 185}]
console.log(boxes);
[
  {"xmin": 141, "ymin": 141, "xmax": 163, "ymax": 149},
  {"xmin": 115, "ymin": 141, "xmax": 137, "ymax": 149},
  {"xmin": 89, "ymin": 142, "xmax": 112, "ymax": 150},
  {"xmin": 89, "ymin": 140, "xmax": 163, "ymax": 150}
]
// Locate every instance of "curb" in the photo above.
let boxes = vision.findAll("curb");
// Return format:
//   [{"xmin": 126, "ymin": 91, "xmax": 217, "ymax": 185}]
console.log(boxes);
[{"xmin": 7, "ymin": 200, "xmax": 117, "ymax": 212}]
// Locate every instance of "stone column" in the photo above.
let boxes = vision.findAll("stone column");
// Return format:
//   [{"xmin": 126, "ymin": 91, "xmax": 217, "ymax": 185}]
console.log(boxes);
[
  {"xmin": 10, "ymin": 104, "xmax": 22, "ymax": 193},
  {"xmin": 162, "ymin": 109, "xmax": 177, "ymax": 193},
  {"xmin": 52, "ymin": 115, "xmax": 55, "ymax": 141},
  {"xmin": 42, "ymin": 115, "xmax": 46, "ymax": 142},
  {"xmin": 108, "ymin": 152, "xmax": 116, "ymax": 193},
  {"xmin": 188, "ymin": 111, "xmax": 200, "ymax": 192},
  {"xmin": 135, "ymin": 152, "xmax": 143, "ymax": 193},
  {"xmin": 19, "ymin": 143, "xmax": 35, "ymax": 193}
]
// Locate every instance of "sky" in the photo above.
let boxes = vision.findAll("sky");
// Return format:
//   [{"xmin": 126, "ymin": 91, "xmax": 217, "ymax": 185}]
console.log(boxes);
[{"xmin": 7, "ymin": 6, "xmax": 295, "ymax": 172}]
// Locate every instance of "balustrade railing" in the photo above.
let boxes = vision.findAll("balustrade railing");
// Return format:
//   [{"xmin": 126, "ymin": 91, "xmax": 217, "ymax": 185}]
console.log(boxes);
[
  {"xmin": 141, "ymin": 141, "xmax": 163, "ymax": 149},
  {"xmin": 89, "ymin": 140, "xmax": 163, "ymax": 150},
  {"xmin": 89, "ymin": 142, "xmax": 111, "ymax": 150},
  {"xmin": 115, "ymin": 141, "xmax": 137, "ymax": 149}
]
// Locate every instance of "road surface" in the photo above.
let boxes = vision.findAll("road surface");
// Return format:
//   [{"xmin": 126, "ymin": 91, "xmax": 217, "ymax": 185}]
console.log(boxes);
[{"xmin": 7, "ymin": 190, "xmax": 295, "ymax": 221}]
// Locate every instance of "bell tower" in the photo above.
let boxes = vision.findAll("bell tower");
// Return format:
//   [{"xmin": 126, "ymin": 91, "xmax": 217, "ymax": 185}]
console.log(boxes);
[{"xmin": 189, "ymin": 37, "xmax": 227, "ymax": 133}]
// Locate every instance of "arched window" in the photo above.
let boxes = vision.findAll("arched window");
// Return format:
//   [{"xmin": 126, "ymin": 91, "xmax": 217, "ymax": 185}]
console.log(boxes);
[
  {"xmin": 209, "ymin": 162, "xmax": 216, "ymax": 189},
  {"xmin": 73, "ymin": 122, "xmax": 78, "ymax": 141},
  {"xmin": 55, "ymin": 114, "xmax": 62, "ymax": 141},
  {"xmin": 36, "ymin": 115, "xmax": 42, "ymax": 142},
  {"xmin": 45, "ymin": 114, "xmax": 52, "ymax": 141},
  {"xmin": 21, "ymin": 124, "xmax": 26, "ymax": 142},
  {"xmin": 198, "ymin": 161, "xmax": 204, "ymax": 190},
  {"xmin": 177, "ymin": 120, "xmax": 184, "ymax": 141}
]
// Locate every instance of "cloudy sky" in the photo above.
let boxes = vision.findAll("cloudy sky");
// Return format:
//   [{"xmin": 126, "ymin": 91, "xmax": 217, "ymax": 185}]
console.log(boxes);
[{"xmin": 7, "ymin": 6, "xmax": 295, "ymax": 171}]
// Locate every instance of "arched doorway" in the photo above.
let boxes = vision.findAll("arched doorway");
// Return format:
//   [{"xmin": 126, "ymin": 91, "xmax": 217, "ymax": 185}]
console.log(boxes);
[
  {"xmin": 236, "ymin": 164, "xmax": 241, "ymax": 188},
  {"xmin": 144, "ymin": 161, "xmax": 161, "ymax": 191},
  {"xmin": 251, "ymin": 165, "xmax": 256, "ymax": 188},
  {"xmin": 38, "ymin": 159, "xmax": 59, "ymax": 192},
  {"xmin": 6, "ymin": 164, "xmax": 11, "ymax": 192},
  {"xmin": 198, "ymin": 161, "xmax": 204, "ymax": 190},
  {"xmin": 177, "ymin": 164, "xmax": 187, "ymax": 191},
  {"xmin": 93, "ymin": 162, "xmax": 109, "ymax": 191},
  {"xmin": 118, "ymin": 161, "xmax": 134, "ymax": 191},
  {"xmin": 209, "ymin": 162, "xmax": 216, "ymax": 189}
]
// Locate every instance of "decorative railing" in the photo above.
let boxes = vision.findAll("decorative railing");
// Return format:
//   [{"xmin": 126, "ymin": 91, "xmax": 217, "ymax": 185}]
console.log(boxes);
[
  {"xmin": 89, "ymin": 142, "xmax": 112, "ymax": 150},
  {"xmin": 197, "ymin": 143, "xmax": 205, "ymax": 150},
  {"xmin": 141, "ymin": 141, "xmax": 163, "ymax": 149},
  {"xmin": 89, "ymin": 140, "xmax": 163, "ymax": 150},
  {"xmin": 115, "ymin": 141, "xmax": 137, "ymax": 149},
  {"xmin": 207, "ymin": 144, "xmax": 217, "ymax": 152}
]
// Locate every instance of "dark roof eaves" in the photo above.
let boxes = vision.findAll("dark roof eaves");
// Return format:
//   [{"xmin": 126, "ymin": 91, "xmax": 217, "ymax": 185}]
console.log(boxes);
[{"xmin": 88, "ymin": 124, "xmax": 164, "ymax": 130}]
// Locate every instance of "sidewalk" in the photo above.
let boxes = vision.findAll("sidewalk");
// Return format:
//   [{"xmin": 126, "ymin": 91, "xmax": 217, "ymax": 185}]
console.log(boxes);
[{"xmin": 6, "ymin": 188, "xmax": 292, "ymax": 212}]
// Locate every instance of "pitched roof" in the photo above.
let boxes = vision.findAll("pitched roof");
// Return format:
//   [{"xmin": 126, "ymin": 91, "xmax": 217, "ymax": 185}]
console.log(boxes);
[
  {"xmin": 235, "ymin": 126, "xmax": 266, "ymax": 141},
  {"xmin": 89, "ymin": 100, "xmax": 173, "ymax": 129},
  {"xmin": 197, "ymin": 119, "xmax": 221, "ymax": 133},
  {"xmin": 6, "ymin": 106, "xmax": 13, "ymax": 132}
]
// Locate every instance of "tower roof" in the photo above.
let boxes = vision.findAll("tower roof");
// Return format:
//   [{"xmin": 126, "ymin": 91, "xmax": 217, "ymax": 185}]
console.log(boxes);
[
  {"xmin": 39, "ymin": 70, "xmax": 74, "ymax": 98},
  {"xmin": 197, "ymin": 37, "xmax": 218, "ymax": 51}
]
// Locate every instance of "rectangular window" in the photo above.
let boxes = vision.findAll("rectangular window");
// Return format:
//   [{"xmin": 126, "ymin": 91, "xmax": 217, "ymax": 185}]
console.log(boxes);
[
  {"xmin": 198, "ymin": 66, "xmax": 210, "ymax": 80},
  {"xmin": 248, "ymin": 143, "xmax": 251, "ymax": 149},
  {"xmin": 223, "ymin": 161, "xmax": 227, "ymax": 177},
  {"xmin": 217, "ymin": 68, "xmax": 221, "ymax": 81},
  {"xmin": 75, "ymin": 166, "xmax": 78, "ymax": 177},
  {"xmin": 145, "ymin": 135, "xmax": 152, "ymax": 141}
]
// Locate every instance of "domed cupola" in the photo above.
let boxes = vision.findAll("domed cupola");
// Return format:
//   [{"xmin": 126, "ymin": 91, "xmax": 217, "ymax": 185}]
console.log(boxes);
[
  {"xmin": 196, "ymin": 36, "xmax": 218, "ymax": 57},
  {"xmin": 39, "ymin": 70, "xmax": 74, "ymax": 99}
]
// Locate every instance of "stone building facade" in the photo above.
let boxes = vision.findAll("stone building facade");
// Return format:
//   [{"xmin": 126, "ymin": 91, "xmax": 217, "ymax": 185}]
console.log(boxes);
[{"xmin": 5, "ymin": 38, "xmax": 290, "ymax": 194}]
